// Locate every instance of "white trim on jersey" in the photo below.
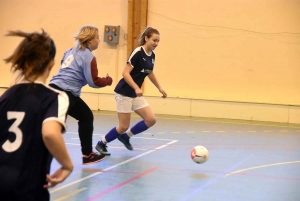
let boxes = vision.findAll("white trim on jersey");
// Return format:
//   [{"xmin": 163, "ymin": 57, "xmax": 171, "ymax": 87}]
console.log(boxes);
[
  {"xmin": 16, "ymin": 80, "xmax": 69, "ymax": 132},
  {"xmin": 127, "ymin": 46, "xmax": 156, "ymax": 68},
  {"xmin": 127, "ymin": 47, "xmax": 142, "ymax": 68},
  {"xmin": 45, "ymin": 86, "xmax": 69, "ymax": 132},
  {"xmin": 141, "ymin": 46, "xmax": 153, "ymax": 56}
]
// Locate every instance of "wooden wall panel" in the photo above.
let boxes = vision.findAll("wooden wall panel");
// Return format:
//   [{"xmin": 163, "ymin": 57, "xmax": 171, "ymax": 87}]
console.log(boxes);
[{"xmin": 127, "ymin": 0, "xmax": 148, "ymax": 58}]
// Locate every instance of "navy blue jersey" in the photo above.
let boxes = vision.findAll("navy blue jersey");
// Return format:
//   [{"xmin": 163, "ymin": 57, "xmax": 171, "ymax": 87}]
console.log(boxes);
[
  {"xmin": 114, "ymin": 46, "xmax": 155, "ymax": 98},
  {"xmin": 0, "ymin": 81, "xmax": 69, "ymax": 201}
]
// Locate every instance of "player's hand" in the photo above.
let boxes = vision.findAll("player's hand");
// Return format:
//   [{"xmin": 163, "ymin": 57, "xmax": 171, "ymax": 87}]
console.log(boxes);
[
  {"xmin": 105, "ymin": 74, "xmax": 113, "ymax": 86},
  {"xmin": 43, "ymin": 167, "xmax": 73, "ymax": 188},
  {"xmin": 135, "ymin": 88, "xmax": 143, "ymax": 97},
  {"xmin": 159, "ymin": 88, "xmax": 167, "ymax": 98}
]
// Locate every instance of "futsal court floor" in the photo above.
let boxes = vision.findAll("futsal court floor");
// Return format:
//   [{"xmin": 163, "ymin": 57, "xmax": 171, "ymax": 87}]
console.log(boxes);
[{"xmin": 50, "ymin": 111, "xmax": 300, "ymax": 201}]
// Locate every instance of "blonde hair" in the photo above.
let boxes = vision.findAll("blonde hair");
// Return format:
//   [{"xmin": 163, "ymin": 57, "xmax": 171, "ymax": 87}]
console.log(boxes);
[
  {"xmin": 138, "ymin": 27, "xmax": 160, "ymax": 46},
  {"xmin": 4, "ymin": 29, "xmax": 56, "ymax": 82},
  {"xmin": 74, "ymin": 25, "xmax": 98, "ymax": 49}
]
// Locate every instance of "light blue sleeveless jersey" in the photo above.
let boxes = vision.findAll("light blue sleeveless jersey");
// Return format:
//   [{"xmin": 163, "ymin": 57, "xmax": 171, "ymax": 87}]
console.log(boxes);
[{"xmin": 50, "ymin": 45, "xmax": 100, "ymax": 96}]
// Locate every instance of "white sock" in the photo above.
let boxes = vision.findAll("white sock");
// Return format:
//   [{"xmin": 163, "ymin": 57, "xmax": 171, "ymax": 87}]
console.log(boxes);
[{"xmin": 126, "ymin": 130, "xmax": 134, "ymax": 137}]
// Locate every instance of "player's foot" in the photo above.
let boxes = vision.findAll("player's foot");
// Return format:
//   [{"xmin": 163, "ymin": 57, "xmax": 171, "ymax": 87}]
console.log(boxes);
[
  {"xmin": 82, "ymin": 152, "xmax": 106, "ymax": 165},
  {"xmin": 95, "ymin": 143, "xmax": 111, "ymax": 155},
  {"xmin": 118, "ymin": 134, "xmax": 133, "ymax": 150}
]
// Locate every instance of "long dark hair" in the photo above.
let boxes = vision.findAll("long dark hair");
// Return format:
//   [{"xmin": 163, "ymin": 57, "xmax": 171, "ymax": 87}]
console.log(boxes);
[{"xmin": 4, "ymin": 29, "xmax": 56, "ymax": 82}]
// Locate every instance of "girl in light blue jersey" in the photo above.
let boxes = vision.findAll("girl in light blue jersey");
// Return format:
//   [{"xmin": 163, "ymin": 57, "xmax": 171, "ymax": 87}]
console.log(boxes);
[
  {"xmin": 96, "ymin": 27, "xmax": 167, "ymax": 155},
  {"xmin": 50, "ymin": 25, "xmax": 112, "ymax": 164}
]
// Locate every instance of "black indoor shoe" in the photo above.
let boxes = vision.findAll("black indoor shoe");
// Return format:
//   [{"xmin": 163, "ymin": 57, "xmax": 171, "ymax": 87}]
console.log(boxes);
[
  {"xmin": 95, "ymin": 143, "xmax": 111, "ymax": 155},
  {"xmin": 82, "ymin": 152, "xmax": 106, "ymax": 165},
  {"xmin": 118, "ymin": 134, "xmax": 133, "ymax": 150}
]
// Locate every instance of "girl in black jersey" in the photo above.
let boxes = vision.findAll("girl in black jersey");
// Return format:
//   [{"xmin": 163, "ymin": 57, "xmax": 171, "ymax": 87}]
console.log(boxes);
[
  {"xmin": 0, "ymin": 30, "xmax": 73, "ymax": 201},
  {"xmin": 96, "ymin": 27, "xmax": 167, "ymax": 155}
]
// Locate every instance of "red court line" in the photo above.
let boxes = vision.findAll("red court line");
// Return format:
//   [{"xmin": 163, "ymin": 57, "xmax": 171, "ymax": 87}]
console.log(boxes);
[{"xmin": 86, "ymin": 167, "xmax": 158, "ymax": 201}]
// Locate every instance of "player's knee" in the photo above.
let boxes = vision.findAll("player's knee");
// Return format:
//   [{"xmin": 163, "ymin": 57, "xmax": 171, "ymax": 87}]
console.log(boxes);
[
  {"xmin": 145, "ymin": 117, "xmax": 156, "ymax": 127},
  {"xmin": 117, "ymin": 125, "xmax": 129, "ymax": 133}
]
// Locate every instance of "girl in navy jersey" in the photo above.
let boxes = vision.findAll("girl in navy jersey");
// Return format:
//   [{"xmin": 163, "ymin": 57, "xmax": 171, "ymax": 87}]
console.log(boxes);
[
  {"xmin": 0, "ymin": 30, "xmax": 73, "ymax": 201},
  {"xmin": 50, "ymin": 25, "xmax": 112, "ymax": 164},
  {"xmin": 96, "ymin": 27, "xmax": 167, "ymax": 155}
]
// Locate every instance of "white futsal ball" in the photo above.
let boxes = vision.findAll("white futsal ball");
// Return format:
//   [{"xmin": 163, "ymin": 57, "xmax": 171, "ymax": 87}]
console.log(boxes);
[{"xmin": 191, "ymin": 146, "xmax": 209, "ymax": 164}]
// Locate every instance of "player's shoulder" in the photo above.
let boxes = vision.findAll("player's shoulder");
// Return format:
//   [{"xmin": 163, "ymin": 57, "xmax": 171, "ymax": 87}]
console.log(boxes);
[
  {"xmin": 64, "ymin": 48, "xmax": 73, "ymax": 55},
  {"xmin": 69, "ymin": 46, "xmax": 94, "ymax": 60},
  {"xmin": 32, "ymin": 82, "xmax": 69, "ymax": 104},
  {"xmin": 0, "ymin": 86, "xmax": 13, "ymax": 101},
  {"xmin": 21, "ymin": 81, "xmax": 68, "ymax": 102},
  {"xmin": 46, "ymin": 85, "xmax": 69, "ymax": 102},
  {"xmin": 0, "ymin": 82, "xmax": 68, "ymax": 107},
  {"xmin": 133, "ymin": 46, "xmax": 142, "ymax": 52},
  {"xmin": 131, "ymin": 46, "xmax": 143, "ymax": 56},
  {"xmin": 82, "ymin": 47, "xmax": 94, "ymax": 57}
]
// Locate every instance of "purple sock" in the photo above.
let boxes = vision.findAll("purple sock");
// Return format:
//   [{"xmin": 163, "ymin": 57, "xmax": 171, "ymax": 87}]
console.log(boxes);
[
  {"xmin": 98, "ymin": 127, "xmax": 120, "ymax": 145},
  {"xmin": 124, "ymin": 120, "xmax": 149, "ymax": 139}
]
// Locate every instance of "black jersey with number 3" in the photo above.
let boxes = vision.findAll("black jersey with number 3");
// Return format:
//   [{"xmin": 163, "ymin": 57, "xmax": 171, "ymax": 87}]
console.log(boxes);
[{"xmin": 0, "ymin": 81, "xmax": 69, "ymax": 201}]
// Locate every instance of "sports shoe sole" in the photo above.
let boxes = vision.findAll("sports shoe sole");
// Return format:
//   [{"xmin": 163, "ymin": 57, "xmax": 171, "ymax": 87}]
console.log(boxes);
[{"xmin": 82, "ymin": 155, "xmax": 106, "ymax": 165}]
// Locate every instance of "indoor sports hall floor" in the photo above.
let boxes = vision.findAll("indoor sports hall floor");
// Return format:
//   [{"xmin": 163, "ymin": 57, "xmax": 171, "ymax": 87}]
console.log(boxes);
[{"xmin": 50, "ymin": 111, "xmax": 300, "ymax": 201}]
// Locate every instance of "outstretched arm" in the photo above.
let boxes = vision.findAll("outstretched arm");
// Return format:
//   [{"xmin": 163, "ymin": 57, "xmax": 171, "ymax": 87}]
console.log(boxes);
[{"xmin": 148, "ymin": 72, "xmax": 167, "ymax": 98}]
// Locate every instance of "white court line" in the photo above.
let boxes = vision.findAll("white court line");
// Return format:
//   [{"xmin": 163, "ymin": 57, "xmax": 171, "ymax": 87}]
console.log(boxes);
[
  {"xmin": 50, "ymin": 139, "xmax": 178, "ymax": 193},
  {"xmin": 155, "ymin": 145, "xmax": 169, "ymax": 150},
  {"xmin": 54, "ymin": 187, "xmax": 87, "ymax": 201},
  {"xmin": 69, "ymin": 136, "xmax": 174, "ymax": 141},
  {"xmin": 65, "ymin": 132, "xmax": 78, "ymax": 134},
  {"xmin": 65, "ymin": 132, "xmax": 173, "ymax": 141},
  {"xmin": 155, "ymin": 140, "xmax": 178, "ymax": 150},
  {"xmin": 132, "ymin": 136, "xmax": 177, "ymax": 141},
  {"xmin": 66, "ymin": 132, "xmax": 158, "ymax": 136},
  {"xmin": 224, "ymin": 160, "xmax": 300, "ymax": 177},
  {"xmin": 68, "ymin": 136, "xmax": 179, "ymax": 142},
  {"xmin": 65, "ymin": 143, "xmax": 146, "ymax": 151},
  {"xmin": 108, "ymin": 146, "xmax": 146, "ymax": 151},
  {"xmin": 65, "ymin": 132, "xmax": 104, "ymax": 135}
]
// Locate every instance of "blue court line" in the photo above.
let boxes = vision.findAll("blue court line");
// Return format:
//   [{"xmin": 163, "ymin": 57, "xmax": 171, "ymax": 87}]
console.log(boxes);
[{"xmin": 181, "ymin": 155, "xmax": 254, "ymax": 201}]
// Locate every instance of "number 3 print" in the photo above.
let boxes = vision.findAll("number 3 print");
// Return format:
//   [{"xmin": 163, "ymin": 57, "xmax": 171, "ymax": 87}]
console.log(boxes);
[{"xmin": 2, "ymin": 112, "xmax": 25, "ymax": 152}]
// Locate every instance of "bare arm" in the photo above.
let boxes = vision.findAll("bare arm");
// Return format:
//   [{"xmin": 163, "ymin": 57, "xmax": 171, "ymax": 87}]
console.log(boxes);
[
  {"xmin": 122, "ymin": 63, "xmax": 143, "ymax": 96},
  {"xmin": 148, "ymin": 71, "xmax": 167, "ymax": 98},
  {"xmin": 42, "ymin": 120, "xmax": 73, "ymax": 188}
]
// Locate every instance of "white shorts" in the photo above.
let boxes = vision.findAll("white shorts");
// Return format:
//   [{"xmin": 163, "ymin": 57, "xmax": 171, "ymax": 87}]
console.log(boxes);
[{"xmin": 115, "ymin": 93, "xmax": 149, "ymax": 113}]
